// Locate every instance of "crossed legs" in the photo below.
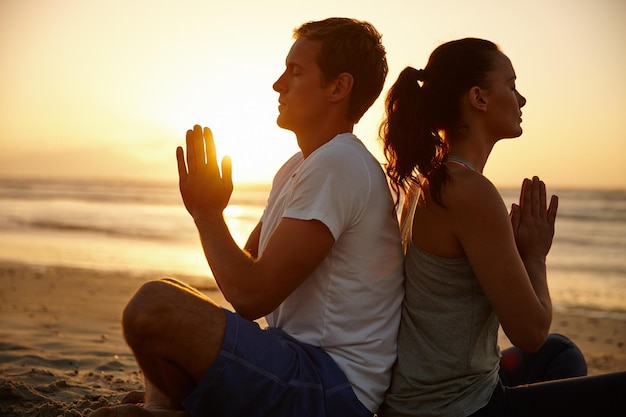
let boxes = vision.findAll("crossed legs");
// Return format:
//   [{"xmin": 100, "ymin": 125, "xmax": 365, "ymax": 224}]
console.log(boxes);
[{"xmin": 90, "ymin": 278, "xmax": 227, "ymax": 416}]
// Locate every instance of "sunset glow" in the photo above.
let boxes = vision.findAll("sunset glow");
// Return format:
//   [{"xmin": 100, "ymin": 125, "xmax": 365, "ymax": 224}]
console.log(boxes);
[{"xmin": 1, "ymin": 0, "xmax": 625, "ymax": 189}]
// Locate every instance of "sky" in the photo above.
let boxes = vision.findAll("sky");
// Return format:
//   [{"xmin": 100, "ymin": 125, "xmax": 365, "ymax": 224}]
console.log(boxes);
[{"xmin": 1, "ymin": 0, "xmax": 625, "ymax": 189}]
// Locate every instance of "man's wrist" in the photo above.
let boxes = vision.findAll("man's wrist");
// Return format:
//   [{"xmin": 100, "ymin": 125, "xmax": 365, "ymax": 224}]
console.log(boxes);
[{"xmin": 193, "ymin": 210, "xmax": 225, "ymax": 228}]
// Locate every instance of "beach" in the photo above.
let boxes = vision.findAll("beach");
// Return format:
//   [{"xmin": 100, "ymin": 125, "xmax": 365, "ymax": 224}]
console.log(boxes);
[
  {"xmin": 0, "ymin": 262, "xmax": 226, "ymax": 417},
  {"xmin": 0, "ymin": 261, "xmax": 625, "ymax": 416},
  {"xmin": 1, "ymin": 178, "xmax": 625, "ymax": 415}
]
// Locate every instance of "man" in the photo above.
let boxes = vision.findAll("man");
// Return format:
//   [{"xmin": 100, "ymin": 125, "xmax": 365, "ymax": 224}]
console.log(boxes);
[{"xmin": 97, "ymin": 17, "xmax": 403, "ymax": 417}]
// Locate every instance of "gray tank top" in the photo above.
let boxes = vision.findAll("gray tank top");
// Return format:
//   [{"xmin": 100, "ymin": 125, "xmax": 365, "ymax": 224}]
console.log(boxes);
[{"xmin": 381, "ymin": 192, "xmax": 501, "ymax": 417}]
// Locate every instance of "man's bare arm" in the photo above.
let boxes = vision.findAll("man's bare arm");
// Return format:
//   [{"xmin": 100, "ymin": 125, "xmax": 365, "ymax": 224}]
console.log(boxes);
[{"xmin": 177, "ymin": 125, "xmax": 334, "ymax": 320}]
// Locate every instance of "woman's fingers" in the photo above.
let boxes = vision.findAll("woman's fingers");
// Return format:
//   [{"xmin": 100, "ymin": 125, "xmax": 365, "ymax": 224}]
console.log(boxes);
[
  {"xmin": 530, "ymin": 176, "xmax": 542, "ymax": 219},
  {"xmin": 519, "ymin": 177, "xmax": 532, "ymax": 219},
  {"xmin": 547, "ymin": 194, "xmax": 559, "ymax": 228},
  {"xmin": 510, "ymin": 203, "xmax": 521, "ymax": 233},
  {"xmin": 522, "ymin": 176, "xmax": 549, "ymax": 222},
  {"xmin": 538, "ymin": 177, "xmax": 547, "ymax": 215}
]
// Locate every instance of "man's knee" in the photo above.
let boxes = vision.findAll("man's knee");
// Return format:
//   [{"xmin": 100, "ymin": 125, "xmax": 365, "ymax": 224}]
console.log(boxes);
[
  {"xmin": 122, "ymin": 279, "xmax": 225, "ymax": 346},
  {"xmin": 122, "ymin": 280, "xmax": 182, "ymax": 343}
]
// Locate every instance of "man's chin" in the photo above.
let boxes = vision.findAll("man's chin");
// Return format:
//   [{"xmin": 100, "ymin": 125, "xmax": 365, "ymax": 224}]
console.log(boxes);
[{"xmin": 275, "ymin": 116, "xmax": 291, "ymax": 131}]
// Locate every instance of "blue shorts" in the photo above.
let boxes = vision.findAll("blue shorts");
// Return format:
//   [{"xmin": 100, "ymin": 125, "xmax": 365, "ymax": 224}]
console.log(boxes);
[{"xmin": 183, "ymin": 309, "xmax": 372, "ymax": 417}]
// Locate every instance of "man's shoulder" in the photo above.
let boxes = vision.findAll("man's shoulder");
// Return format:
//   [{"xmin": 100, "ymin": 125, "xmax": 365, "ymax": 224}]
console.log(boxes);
[
  {"xmin": 273, "ymin": 152, "xmax": 304, "ymax": 180},
  {"xmin": 311, "ymin": 134, "xmax": 379, "ymax": 171}
]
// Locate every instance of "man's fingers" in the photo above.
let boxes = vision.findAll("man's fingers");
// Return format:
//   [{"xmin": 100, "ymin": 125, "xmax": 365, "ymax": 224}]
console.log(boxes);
[
  {"xmin": 185, "ymin": 125, "xmax": 218, "ymax": 176},
  {"xmin": 203, "ymin": 126, "xmax": 219, "ymax": 174},
  {"xmin": 193, "ymin": 125, "xmax": 206, "ymax": 165},
  {"xmin": 185, "ymin": 129, "xmax": 196, "ymax": 173},
  {"xmin": 176, "ymin": 146, "xmax": 187, "ymax": 183},
  {"xmin": 222, "ymin": 156, "xmax": 233, "ymax": 194}
]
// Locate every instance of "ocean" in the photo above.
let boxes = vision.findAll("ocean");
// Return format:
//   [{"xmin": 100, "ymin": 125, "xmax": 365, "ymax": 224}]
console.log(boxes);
[{"xmin": 1, "ymin": 177, "xmax": 624, "ymax": 317}]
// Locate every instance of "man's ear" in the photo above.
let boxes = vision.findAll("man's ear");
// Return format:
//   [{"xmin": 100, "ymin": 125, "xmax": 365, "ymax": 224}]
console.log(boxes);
[
  {"xmin": 329, "ymin": 72, "xmax": 354, "ymax": 102},
  {"xmin": 469, "ymin": 86, "xmax": 488, "ymax": 112}
]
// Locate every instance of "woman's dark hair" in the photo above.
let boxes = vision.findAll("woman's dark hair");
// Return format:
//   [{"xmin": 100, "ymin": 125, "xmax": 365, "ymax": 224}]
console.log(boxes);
[{"xmin": 380, "ymin": 38, "xmax": 501, "ymax": 206}]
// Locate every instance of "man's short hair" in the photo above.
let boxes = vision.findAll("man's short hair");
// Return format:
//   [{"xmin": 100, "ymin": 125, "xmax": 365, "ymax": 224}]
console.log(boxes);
[{"xmin": 294, "ymin": 17, "xmax": 388, "ymax": 123}]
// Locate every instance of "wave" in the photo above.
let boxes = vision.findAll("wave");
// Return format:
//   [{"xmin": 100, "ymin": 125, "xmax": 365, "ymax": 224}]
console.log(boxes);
[
  {"xmin": 0, "ymin": 177, "xmax": 270, "ymax": 207},
  {"xmin": 0, "ymin": 214, "xmax": 195, "ymax": 241},
  {"xmin": 558, "ymin": 211, "xmax": 626, "ymax": 224},
  {"xmin": 550, "ymin": 261, "xmax": 626, "ymax": 277},
  {"xmin": 17, "ymin": 219, "xmax": 184, "ymax": 241}
]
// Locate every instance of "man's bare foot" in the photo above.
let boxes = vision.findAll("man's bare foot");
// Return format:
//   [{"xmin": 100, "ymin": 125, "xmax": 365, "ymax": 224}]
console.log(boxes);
[
  {"xmin": 121, "ymin": 390, "xmax": 146, "ymax": 404},
  {"xmin": 88, "ymin": 404, "xmax": 190, "ymax": 417}
]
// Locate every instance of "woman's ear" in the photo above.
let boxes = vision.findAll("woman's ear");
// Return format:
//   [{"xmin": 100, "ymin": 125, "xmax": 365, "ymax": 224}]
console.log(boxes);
[
  {"xmin": 329, "ymin": 72, "xmax": 354, "ymax": 102},
  {"xmin": 468, "ymin": 86, "xmax": 488, "ymax": 112}
]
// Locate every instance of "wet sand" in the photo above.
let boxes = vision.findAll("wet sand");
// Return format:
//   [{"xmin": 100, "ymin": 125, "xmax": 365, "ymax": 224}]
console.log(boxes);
[{"xmin": 1, "ymin": 262, "xmax": 625, "ymax": 416}]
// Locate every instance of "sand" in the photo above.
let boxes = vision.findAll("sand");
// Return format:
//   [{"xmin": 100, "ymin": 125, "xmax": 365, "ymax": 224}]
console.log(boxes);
[{"xmin": 1, "ymin": 262, "xmax": 625, "ymax": 416}]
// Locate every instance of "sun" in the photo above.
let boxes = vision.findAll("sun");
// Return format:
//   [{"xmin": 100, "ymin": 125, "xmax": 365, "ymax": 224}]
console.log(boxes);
[{"xmin": 147, "ymin": 88, "xmax": 299, "ymax": 185}]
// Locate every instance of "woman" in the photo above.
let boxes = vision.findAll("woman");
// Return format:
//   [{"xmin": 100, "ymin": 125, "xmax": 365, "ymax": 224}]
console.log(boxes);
[{"xmin": 378, "ymin": 38, "xmax": 625, "ymax": 417}]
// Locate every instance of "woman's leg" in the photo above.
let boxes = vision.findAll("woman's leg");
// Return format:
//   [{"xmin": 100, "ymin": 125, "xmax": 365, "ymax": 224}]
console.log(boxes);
[
  {"xmin": 503, "ymin": 371, "xmax": 626, "ymax": 417},
  {"xmin": 499, "ymin": 333, "xmax": 587, "ymax": 385},
  {"xmin": 478, "ymin": 333, "xmax": 625, "ymax": 416},
  {"xmin": 471, "ymin": 371, "xmax": 626, "ymax": 417}
]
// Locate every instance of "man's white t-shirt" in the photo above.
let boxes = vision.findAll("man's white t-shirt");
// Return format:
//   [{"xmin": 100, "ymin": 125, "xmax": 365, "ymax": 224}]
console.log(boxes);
[{"xmin": 259, "ymin": 133, "xmax": 404, "ymax": 413}]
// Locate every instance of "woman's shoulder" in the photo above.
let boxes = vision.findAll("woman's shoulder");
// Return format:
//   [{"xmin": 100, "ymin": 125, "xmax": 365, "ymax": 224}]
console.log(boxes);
[{"xmin": 443, "ymin": 169, "xmax": 506, "ymax": 215}]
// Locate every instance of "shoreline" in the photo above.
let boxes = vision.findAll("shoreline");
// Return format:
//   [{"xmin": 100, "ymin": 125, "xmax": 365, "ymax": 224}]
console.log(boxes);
[{"xmin": 1, "ymin": 261, "xmax": 625, "ymax": 416}]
